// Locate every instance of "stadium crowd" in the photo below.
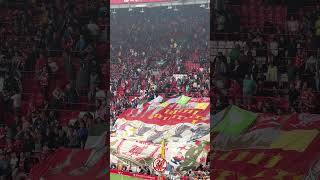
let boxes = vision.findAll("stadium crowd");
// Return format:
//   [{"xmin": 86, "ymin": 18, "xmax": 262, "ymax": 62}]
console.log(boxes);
[
  {"xmin": 212, "ymin": 0, "xmax": 320, "ymax": 114},
  {"xmin": 110, "ymin": 162, "xmax": 210, "ymax": 180},
  {"xmin": 110, "ymin": 4, "xmax": 209, "ymax": 180},
  {"xmin": 0, "ymin": 0, "xmax": 107, "ymax": 179},
  {"xmin": 110, "ymin": 6, "xmax": 210, "ymax": 125}
]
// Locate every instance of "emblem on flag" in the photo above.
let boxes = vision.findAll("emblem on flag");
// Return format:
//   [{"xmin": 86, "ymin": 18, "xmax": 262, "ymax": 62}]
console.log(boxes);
[{"xmin": 153, "ymin": 158, "xmax": 167, "ymax": 172}]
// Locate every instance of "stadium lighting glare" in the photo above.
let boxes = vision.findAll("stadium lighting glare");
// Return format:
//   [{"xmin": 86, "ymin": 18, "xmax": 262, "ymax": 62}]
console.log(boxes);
[
  {"xmin": 206, "ymin": 3, "xmax": 210, "ymax": 9},
  {"xmin": 135, "ymin": 4, "xmax": 147, "ymax": 7}
]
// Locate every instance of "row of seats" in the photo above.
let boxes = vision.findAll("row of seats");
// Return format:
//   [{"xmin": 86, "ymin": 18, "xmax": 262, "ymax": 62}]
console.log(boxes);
[{"xmin": 227, "ymin": 5, "xmax": 287, "ymax": 27}]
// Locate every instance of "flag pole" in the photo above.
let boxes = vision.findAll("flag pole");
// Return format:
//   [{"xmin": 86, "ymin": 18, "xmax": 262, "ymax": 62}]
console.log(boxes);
[{"xmin": 161, "ymin": 138, "xmax": 165, "ymax": 180}]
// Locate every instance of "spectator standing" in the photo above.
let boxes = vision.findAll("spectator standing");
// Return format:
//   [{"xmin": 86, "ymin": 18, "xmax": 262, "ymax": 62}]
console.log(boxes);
[
  {"xmin": 242, "ymin": 74, "xmax": 256, "ymax": 103},
  {"xmin": 266, "ymin": 63, "xmax": 278, "ymax": 82},
  {"xmin": 78, "ymin": 122, "xmax": 88, "ymax": 149},
  {"xmin": 287, "ymin": 16, "xmax": 300, "ymax": 33}
]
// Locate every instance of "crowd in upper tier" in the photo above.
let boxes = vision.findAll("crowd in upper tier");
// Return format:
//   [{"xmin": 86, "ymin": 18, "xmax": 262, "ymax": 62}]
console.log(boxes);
[
  {"xmin": 110, "ymin": 4, "xmax": 210, "ymax": 180},
  {"xmin": 110, "ymin": 5, "xmax": 210, "ymax": 124},
  {"xmin": 212, "ymin": 0, "xmax": 320, "ymax": 114}
]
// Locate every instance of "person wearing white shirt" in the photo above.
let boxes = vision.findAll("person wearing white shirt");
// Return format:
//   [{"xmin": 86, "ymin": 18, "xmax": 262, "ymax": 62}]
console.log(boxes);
[
  {"xmin": 306, "ymin": 55, "xmax": 317, "ymax": 72},
  {"xmin": 269, "ymin": 39, "xmax": 278, "ymax": 57},
  {"xmin": 193, "ymin": 82, "xmax": 197, "ymax": 88},
  {"xmin": 11, "ymin": 93, "xmax": 21, "ymax": 112}
]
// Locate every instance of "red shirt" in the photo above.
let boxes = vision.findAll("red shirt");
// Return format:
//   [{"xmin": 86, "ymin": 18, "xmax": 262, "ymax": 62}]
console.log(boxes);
[
  {"xmin": 35, "ymin": 58, "xmax": 46, "ymax": 71},
  {"xmin": 229, "ymin": 81, "xmax": 241, "ymax": 98},
  {"xmin": 294, "ymin": 56, "xmax": 302, "ymax": 68},
  {"xmin": 300, "ymin": 90, "xmax": 311, "ymax": 104},
  {"xmin": 19, "ymin": 158, "xmax": 25, "ymax": 171},
  {"xmin": 39, "ymin": 73, "xmax": 48, "ymax": 87}
]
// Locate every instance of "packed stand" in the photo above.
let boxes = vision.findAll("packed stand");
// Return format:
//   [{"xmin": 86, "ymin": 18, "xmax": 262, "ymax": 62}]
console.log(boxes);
[
  {"xmin": 110, "ymin": 162, "xmax": 210, "ymax": 180},
  {"xmin": 211, "ymin": 0, "xmax": 320, "ymax": 114},
  {"xmin": 0, "ymin": 0, "xmax": 107, "ymax": 179},
  {"xmin": 110, "ymin": 5, "xmax": 210, "ymax": 125}
]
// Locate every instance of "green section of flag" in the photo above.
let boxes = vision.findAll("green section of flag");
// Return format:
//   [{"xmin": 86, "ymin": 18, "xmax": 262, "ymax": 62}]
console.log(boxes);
[
  {"xmin": 89, "ymin": 123, "xmax": 108, "ymax": 136},
  {"xmin": 111, "ymin": 174, "xmax": 144, "ymax": 180},
  {"xmin": 213, "ymin": 106, "xmax": 258, "ymax": 136},
  {"xmin": 176, "ymin": 95, "xmax": 191, "ymax": 105},
  {"xmin": 178, "ymin": 141, "xmax": 207, "ymax": 171}
]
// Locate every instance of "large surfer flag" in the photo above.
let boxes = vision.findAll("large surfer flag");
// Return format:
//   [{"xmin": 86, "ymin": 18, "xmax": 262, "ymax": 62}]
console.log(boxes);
[{"xmin": 111, "ymin": 95, "xmax": 210, "ymax": 172}]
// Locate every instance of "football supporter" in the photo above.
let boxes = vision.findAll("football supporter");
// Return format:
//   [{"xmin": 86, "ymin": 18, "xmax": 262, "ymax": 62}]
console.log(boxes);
[
  {"xmin": 212, "ymin": 1, "xmax": 320, "ymax": 113},
  {"xmin": 0, "ymin": 0, "xmax": 107, "ymax": 178}
]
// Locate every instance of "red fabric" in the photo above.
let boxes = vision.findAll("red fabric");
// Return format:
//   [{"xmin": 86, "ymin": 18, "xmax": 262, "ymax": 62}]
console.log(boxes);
[
  {"xmin": 35, "ymin": 58, "xmax": 46, "ymax": 71},
  {"xmin": 248, "ymin": 113, "xmax": 283, "ymax": 131},
  {"xmin": 31, "ymin": 148, "xmax": 106, "ymax": 180},
  {"xmin": 30, "ymin": 148, "xmax": 72, "ymax": 180},
  {"xmin": 282, "ymin": 113, "xmax": 320, "ymax": 130},
  {"xmin": 213, "ymin": 145, "xmax": 320, "ymax": 178},
  {"xmin": 229, "ymin": 81, "xmax": 242, "ymax": 100},
  {"xmin": 120, "ymin": 101, "xmax": 209, "ymax": 126}
]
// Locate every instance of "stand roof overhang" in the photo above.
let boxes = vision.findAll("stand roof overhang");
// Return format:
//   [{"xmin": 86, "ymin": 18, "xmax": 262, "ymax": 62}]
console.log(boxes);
[{"xmin": 111, "ymin": 0, "xmax": 209, "ymax": 9}]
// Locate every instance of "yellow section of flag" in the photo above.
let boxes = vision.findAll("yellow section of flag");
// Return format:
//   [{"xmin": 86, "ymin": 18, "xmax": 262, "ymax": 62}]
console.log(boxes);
[
  {"xmin": 160, "ymin": 102, "xmax": 169, "ymax": 108},
  {"xmin": 269, "ymin": 130, "xmax": 319, "ymax": 152},
  {"xmin": 264, "ymin": 154, "xmax": 282, "ymax": 168},
  {"xmin": 232, "ymin": 151, "xmax": 249, "ymax": 162},
  {"xmin": 248, "ymin": 152, "xmax": 265, "ymax": 165},
  {"xmin": 195, "ymin": 102, "xmax": 209, "ymax": 110},
  {"xmin": 273, "ymin": 169, "xmax": 289, "ymax": 180},
  {"xmin": 216, "ymin": 170, "xmax": 232, "ymax": 180},
  {"xmin": 254, "ymin": 170, "xmax": 266, "ymax": 177}
]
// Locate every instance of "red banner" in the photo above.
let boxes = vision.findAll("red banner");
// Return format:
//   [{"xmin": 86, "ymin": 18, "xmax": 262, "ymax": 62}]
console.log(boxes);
[
  {"xmin": 30, "ymin": 148, "xmax": 107, "ymax": 180},
  {"xmin": 110, "ymin": 169, "xmax": 158, "ymax": 179},
  {"xmin": 248, "ymin": 113, "xmax": 283, "ymax": 131},
  {"xmin": 118, "ymin": 102, "xmax": 209, "ymax": 126},
  {"xmin": 29, "ymin": 148, "xmax": 72, "ymax": 180},
  {"xmin": 111, "ymin": 0, "xmax": 170, "ymax": 5}
]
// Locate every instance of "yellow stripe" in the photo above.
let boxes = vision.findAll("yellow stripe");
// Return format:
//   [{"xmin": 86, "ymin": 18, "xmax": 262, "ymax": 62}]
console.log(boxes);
[
  {"xmin": 248, "ymin": 153, "xmax": 265, "ymax": 165},
  {"xmin": 292, "ymin": 175, "xmax": 303, "ymax": 180},
  {"xmin": 216, "ymin": 170, "xmax": 232, "ymax": 180},
  {"xmin": 264, "ymin": 154, "xmax": 282, "ymax": 168},
  {"xmin": 232, "ymin": 151, "xmax": 250, "ymax": 162},
  {"xmin": 253, "ymin": 170, "xmax": 266, "ymax": 178},
  {"xmin": 218, "ymin": 152, "xmax": 233, "ymax": 161},
  {"xmin": 238, "ymin": 175, "xmax": 247, "ymax": 180},
  {"xmin": 273, "ymin": 170, "xmax": 289, "ymax": 180}
]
